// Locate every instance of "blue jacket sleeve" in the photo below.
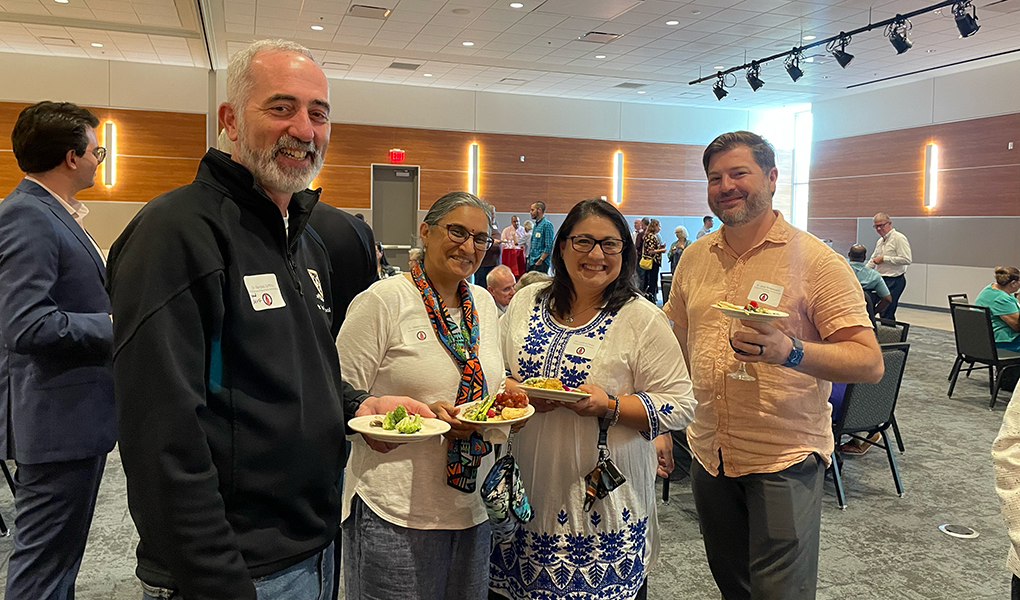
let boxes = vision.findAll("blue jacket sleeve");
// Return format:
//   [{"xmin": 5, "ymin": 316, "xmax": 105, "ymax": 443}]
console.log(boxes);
[{"xmin": 0, "ymin": 201, "xmax": 112, "ymax": 357}]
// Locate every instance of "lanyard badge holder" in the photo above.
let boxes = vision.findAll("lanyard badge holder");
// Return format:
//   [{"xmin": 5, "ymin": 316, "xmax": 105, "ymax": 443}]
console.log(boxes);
[{"xmin": 583, "ymin": 416, "xmax": 626, "ymax": 512}]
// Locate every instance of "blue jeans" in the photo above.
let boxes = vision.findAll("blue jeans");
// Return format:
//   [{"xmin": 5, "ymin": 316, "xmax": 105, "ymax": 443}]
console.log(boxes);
[{"xmin": 140, "ymin": 543, "xmax": 334, "ymax": 600}]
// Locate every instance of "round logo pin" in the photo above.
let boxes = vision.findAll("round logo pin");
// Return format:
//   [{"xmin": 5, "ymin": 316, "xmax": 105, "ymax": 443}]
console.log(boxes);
[{"xmin": 262, "ymin": 293, "xmax": 273, "ymax": 306}]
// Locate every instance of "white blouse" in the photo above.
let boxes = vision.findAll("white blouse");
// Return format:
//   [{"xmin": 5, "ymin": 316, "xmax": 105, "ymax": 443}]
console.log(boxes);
[
  {"xmin": 490, "ymin": 283, "xmax": 696, "ymax": 600},
  {"xmin": 337, "ymin": 275, "xmax": 504, "ymax": 530}
]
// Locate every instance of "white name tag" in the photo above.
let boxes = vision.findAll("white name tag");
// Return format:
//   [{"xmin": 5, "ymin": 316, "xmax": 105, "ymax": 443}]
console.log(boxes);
[
  {"xmin": 566, "ymin": 335, "xmax": 601, "ymax": 359},
  {"xmin": 535, "ymin": 232, "xmax": 541, "ymax": 239},
  {"xmin": 748, "ymin": 280, "xmax": 784, "ymax": 307},
  {"xmin": 244, "ymin": 273, "xmax": 287, "ymax": 312},
  {"xmin": 402, "ymin": 322, "xmax": 434, "ymax": 345}
]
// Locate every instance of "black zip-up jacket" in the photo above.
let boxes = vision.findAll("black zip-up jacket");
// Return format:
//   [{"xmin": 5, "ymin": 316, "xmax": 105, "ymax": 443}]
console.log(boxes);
[{"xmin": 107, "ymin": 150, "xmax": 368, "ymax": 600}]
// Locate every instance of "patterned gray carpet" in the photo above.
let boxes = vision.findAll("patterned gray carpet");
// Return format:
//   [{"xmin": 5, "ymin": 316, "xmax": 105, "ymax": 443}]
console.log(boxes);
[{"xmin": 0, "ymin": 325, "xmax": 1013, "ymax": 599}]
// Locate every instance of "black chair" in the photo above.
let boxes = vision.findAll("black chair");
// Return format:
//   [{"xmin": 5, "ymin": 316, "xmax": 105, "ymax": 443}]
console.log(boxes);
[
  {"xmin": 874, "ymin": 318, "xmax": 909, "ymax": 345},
  {"xmin": 829, "ymin": 343, "xmax": 910, "ymax": 509},
  {"xmin": 947, "ymin": 294, "xmax": 975, "ymax": 380},
  {"xmin": 947, "ymin": 303, "xmax": 1020, "ymax": 409},
  {"xmin": 660, "ymin": 273, "xmax": 672, "ymax": 306}
]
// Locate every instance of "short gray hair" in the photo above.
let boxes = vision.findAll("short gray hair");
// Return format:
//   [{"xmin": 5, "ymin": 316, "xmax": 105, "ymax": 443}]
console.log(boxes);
[
  {"xmin": 674, "ymin": 225, "xmax": 688, "ymax": 241},
  {"xmin": 486, "ymin": 264, "xmax": 514, "ymax": 287},
  {"xmin": 227, "ymin": 39, "xmax": 316, "ymax": 110},
  {"xmin": 408, "ymin": 247, "xmax": 424, "ymax": 263},
  {"xmin": 422, "ymin": 191, "xmax": 495, "ymax": 230}
]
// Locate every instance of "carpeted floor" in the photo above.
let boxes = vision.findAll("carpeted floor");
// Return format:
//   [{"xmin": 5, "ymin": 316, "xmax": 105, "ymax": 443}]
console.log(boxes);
[{"xmin": 0, "ymin": 324, "xmax": 1014, "ymax": 599}]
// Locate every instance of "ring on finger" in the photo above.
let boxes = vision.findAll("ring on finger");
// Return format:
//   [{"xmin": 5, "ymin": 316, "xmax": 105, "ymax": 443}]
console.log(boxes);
[{"xmin": 757, "ymin": 344, "xmax": 764, "ymax": 356}]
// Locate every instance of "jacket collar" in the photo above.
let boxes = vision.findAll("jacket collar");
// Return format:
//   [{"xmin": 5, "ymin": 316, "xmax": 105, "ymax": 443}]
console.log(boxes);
[
  {"xmin": 196, "ymin": 149, "xmax": 322, "ymax": 248},
  {"xmin": 15, "ymin": 178, "xmax": 106, "ymax": 280}
]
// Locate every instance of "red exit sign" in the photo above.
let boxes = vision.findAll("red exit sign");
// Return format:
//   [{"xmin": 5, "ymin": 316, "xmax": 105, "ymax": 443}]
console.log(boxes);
[{"xmin": 389, "ymin": 148, "xmax": 405, "ymax": 163}]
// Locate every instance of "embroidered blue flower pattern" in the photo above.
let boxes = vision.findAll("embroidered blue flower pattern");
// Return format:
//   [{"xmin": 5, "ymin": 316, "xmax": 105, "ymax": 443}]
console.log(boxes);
[
  {"xmin": 490, "ymin": 517, "xmax": 650, "ymax": 600},
  {"xmin": 659, "ymin": 403, "xmax": 674, "ymax": 416},
  {"xmin": 513, "ymin": 303, "xmax": 616, "ymax": 388},
  {"xmin": 590, "ymin": 511, "xmax": 601, "ymax": 528},
  {"xmin": 557, "ymin": 510, "xmax": 568, "ymax": 526},
  {"xmin": 621, "ymin": 507, "xmax": 631, "ymax": 523}
]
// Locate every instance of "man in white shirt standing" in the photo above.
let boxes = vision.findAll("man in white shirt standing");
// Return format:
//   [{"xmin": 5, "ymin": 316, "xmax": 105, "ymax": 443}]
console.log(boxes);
[
  {"xmin": 501, "ymin": 215, "xmax": 525, "ymax": 246},
  {"xmin": 866, "ymin": 212, "xmax": 912, "ymax": 320},
  {"xmin": 696, "ymin": 215, "xmax": 714, "ymax": 239}
]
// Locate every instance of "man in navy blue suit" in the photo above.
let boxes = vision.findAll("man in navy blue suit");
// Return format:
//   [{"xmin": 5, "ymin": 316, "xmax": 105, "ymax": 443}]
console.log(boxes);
[{"xmin": 0, "ymin": 101, "xmax": 116, "ymax": 600}]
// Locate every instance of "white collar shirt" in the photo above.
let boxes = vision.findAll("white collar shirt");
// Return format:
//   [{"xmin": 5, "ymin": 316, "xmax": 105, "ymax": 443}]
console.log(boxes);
[{"xmin": 866, "ymin": 228, "xmax": 911, "ymax": 277}]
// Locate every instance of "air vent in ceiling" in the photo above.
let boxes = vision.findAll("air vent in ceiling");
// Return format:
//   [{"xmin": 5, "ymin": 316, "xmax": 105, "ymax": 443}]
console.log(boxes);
[
  {"xmin": 614, "ymin": 82, "xmax": 646, "ymax": 89},
  {"xmin": 39, "ymin": 36, "xmax": 77, "ymax": 46},
  {"xmin": 388, "ymin": 61, "xmax": 420, "ymax": 71},
  {"xmin": 577, "ymin": 31, "xmax": 621, "ymax": 44},
  {"xmin": 348, "ymin": 4, "xmax": 391, "ymax": 19},
  {"xmin": 498, "ymin": 77, "xmax": 528, "ymax": 85},
  {"xmin": 322, "ymin": 62, "xmax": 351, "ymax": 70}
]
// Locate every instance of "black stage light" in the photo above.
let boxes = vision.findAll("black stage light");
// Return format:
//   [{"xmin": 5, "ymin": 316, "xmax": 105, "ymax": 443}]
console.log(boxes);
[
  {"xmin": 827, "ymin": 34, "xmax": 854, "ymax": 69},
  {"xmin": 953, "ymin": 1, "xmax": 980, "ymax": 38},
  {"xmin": 746, "ymin": 63, "xmax": 764, "ymax": 91},
  {"xmin": 713, "ymin": 79, "xmax": 728, "ymax": 100},
  {"xmin": 785, "ymin": 52, "xmax": 803, "ymax": 82},
  {"xmin": 886, "ymin": 16, "xmax": 913, "ymax": 54}
]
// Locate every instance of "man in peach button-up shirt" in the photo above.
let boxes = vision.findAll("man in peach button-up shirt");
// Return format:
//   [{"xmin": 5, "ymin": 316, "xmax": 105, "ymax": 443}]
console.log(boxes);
[{"xmin": 665, "ymin": 131, "xmax": 883, "ymax": 600}]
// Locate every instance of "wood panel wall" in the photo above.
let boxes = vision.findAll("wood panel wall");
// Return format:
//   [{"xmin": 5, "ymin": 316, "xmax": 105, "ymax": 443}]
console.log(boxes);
[
  {"xmin": 0, "ymin": 102, "xmax": 207, "ymax": 203},
  {"xmin": 808, "ymin": 112, "xmax": 1020, "ymax": 253}
]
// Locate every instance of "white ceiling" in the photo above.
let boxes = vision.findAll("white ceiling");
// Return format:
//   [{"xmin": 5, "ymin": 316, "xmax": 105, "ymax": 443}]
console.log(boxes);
[{"xmin": 1, "ymin": 0, "xmax": 1019, "ymax": 108}]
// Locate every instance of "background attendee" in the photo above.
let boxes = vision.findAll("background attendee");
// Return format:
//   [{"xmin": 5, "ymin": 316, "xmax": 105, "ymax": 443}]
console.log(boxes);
[
  {"xmin": 514, "ymin": 270, "xmax": 551, "ymax": 292},
  {"xmin": 668, "ymin": 225, "xmax": 689, "ymax": 275},
  {"xmin": 107, "ymin": 39, "xmax": 430, "ymax": 600},
  {"xmin": 501, "ymin": 215, "xmax": 526, "ymax": 247},
  {"xmin": 486, "ymin": 264, "xmax": 516, "ymax": 314},
  {"xmin": 527, "ymin": 201, "xmax": 554, "ymax": 274},
  {"xmin": 377, "ymin": 242, "xmax": 399, "ymax": 279},
  {"xmin": 475, "ymin": 224, "xmax": 502, "ymax": 285},
  {"xmin": 848, "ymin": 244, "xmax": 891, "ymax": 316},
  {"xmin": 0, "ymin": 101, "xmax": 115, "ymax": 600},
  {"xmin": 308, "ymin": 203, "xmax": 378, "ymax": 338},
  {"xmin": 640, "ymin": 218, "xmax": 666, "ymax": 302},
  {"xmin": 992, "ymin": 387, "xmax": 1020, "ymax": 600},
  {"xmin": 522, "ymin": 220, "xmax": 533, "ymax": 257},
  {"xmin": 409, "ymin": 247, "xmax": 424, "ymax": 267},
  {"xmin": 976, "ymin": 267, "xmax": 1020, "ymax": 352},
  {"xmin": 665, "ymin": 131, "xmax": 882, "ymax": 600},
  {"xmin": 491, "ymin": 198, "xmax": 696, "ymax": 600},
  {"xmin": 634, "ymin": 217, "xmax": 650, "ymax": 287},
  {"xmin": 696, "ymin": 215, "xmax": 714, "ymax": 239},
  {"xmin": 867, "ymin": 213, "xmax": 912, "ymax": 320},
  {"xmin": 338, "ymin": 192, "xmax": 502, "ymax": 600},
  {"xmin": 632, "ymin": 217, "xmax": 645, "ymax": 244}
]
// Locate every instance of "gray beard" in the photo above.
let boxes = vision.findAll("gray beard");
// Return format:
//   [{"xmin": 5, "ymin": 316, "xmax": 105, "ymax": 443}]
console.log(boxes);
[
  {"xmin": 234, "ymin": 125, "xmax": 324, "ymax": 194},
  {"xmin": 712, "ymin": 188, "xmax": 772, "ymax": 227}
]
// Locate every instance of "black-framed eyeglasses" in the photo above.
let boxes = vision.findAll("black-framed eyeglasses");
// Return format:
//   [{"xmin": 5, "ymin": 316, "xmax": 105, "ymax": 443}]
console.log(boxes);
[
  {"xmin": 444, "ymin": 223, "xmax": 493, "ymax": 250},
  {"xmin": 568, "ymin": 235, "xmax": 625, "ymax": 255},
  {"xmin": 873, "ymin": 222, "xmax": 890, "ymax": 230},
  {"xmin": 91, "ymin": 147, "xmax": 107, "ymax": 164}
]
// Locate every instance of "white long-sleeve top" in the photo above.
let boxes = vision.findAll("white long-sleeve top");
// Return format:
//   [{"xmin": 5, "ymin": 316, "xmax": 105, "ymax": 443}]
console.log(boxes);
[
  {"xmin": 993, "ymin": 387, "xmax": 1020, "ymax": 578},
  {"xmin": 866, "ymin": 228, "xmax": 912, "ymax": 277},
  {"xmin": 336, "ymin": 275, "xmax": 503, "ymax": 530}
]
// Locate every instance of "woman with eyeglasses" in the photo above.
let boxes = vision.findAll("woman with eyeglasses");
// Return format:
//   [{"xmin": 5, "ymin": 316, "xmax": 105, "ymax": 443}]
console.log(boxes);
[
  {"xmin": 337, "ymin": 192, "xmax": 504, "ymax": 600},
  {"xmin": 489, "ymin": 198, "xmax": 696, "ymax": 600},
  {"xmin": 975, "ymin": 266, "xmax": 1020, "ymax": 352}
]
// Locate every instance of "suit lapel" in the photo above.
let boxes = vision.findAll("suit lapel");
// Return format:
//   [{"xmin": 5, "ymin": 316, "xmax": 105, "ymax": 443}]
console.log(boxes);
[{"xmin": 19, "ymin": 181, "xmax": 107, "ymax": 282}]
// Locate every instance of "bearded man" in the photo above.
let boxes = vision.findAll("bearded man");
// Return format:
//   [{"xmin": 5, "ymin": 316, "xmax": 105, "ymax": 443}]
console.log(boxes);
[
  {"xmin": 664, "ymin": 131, "xmax": 883, "ymax": 600},
  {"xmin": 106, "ymin": 39, "xmax": 432, "ymax": 600}
]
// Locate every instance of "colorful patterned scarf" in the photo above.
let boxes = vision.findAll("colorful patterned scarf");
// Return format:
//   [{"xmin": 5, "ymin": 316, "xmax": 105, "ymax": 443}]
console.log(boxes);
[{"xmin": 411, "ymin": 261, "xmax": 491, "ymax": 492}]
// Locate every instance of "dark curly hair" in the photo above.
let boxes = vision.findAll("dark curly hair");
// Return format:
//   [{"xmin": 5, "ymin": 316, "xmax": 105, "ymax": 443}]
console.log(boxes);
[
  {"xmin": 11, "ymin": 101, "xmax": 99, "ymax": 174},
  {"xmin": 538, "ymin": 198, "xmax": 639, "ymax": 319}
]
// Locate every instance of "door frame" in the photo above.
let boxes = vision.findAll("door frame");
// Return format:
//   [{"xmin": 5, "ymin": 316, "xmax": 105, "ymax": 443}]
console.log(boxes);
[{"xmin": 370, "ymin": 163, "xmax": 421, "ymax": 255}]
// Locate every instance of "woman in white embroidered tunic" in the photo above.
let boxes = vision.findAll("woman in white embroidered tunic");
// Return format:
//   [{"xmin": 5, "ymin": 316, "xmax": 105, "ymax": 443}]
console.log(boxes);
[
  {"xmin": 489, "ymin": 198, "xmax": 697, "ymax": 600},
  {"xmin": 338, "ymin": 192, "xmax": 504, "ymax": 600}
]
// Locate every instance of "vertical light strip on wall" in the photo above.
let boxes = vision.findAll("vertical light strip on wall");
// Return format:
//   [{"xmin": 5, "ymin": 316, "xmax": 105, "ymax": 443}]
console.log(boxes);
[
  {"xmin": 104, "ymin": 121, "xmax": 116, "ymax": 187},
  {"xmin": 924, "ymin": 142, "xmax": 938, "ymax": 209},
  {"xmin": 612, "ymin": 150, "xmax": 623, "ymax": 205},
  {"xmin": 468, "ymin": 142, "xmax": 479, "ymax": 196}
]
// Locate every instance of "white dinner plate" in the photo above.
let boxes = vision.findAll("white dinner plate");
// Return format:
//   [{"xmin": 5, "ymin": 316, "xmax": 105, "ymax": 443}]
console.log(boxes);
[
  {"xmin": 348, "ymin": 414, "xmax": 451, "ymax": 443},
  {"xmin": 518, "ymin": 385, "xmax": 591, "ymax": 404},
  {"xmin": 457, "ymin": 401, "xmax": 536, "ymax": 426},
  {"xmin": 712, "ymin": 304, "xmax": 789, "ymax": 323}
]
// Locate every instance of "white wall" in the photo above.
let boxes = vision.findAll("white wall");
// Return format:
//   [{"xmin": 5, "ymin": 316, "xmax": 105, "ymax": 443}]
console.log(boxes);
[{"xmin": 812, "ymin": 56, "xmax": 1020, "ymax": 141}]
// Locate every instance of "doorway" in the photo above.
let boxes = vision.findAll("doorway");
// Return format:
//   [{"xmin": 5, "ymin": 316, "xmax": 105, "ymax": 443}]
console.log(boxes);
[{"xmin": 371, "ymin": 165, "xmax": 419, "ymax": 271}]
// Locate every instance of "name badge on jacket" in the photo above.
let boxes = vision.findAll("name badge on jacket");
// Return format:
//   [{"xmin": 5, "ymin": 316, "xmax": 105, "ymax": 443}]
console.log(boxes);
[{"xmin": 244, "ymin": 273, "xmax": 287, "ymax": 311}]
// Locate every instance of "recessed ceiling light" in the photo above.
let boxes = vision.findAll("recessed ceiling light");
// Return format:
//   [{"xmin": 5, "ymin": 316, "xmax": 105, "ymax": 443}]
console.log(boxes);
[
  {"xmin": 91, "ymin": 42, "xmax": 103, "ymax": 47},
  {"xmin": 803, "ymin": 35, "xmax": 816, "ymax": 40},
  {"xmin": 509, "ymin": 2, "xmax": 524, "ymax": 7},
  {"xmin": 595, "ymin": 54, "xmax": 606, "ymax": 59},
  {"xmin": 666, "ymin": 20, "xmax": 679, "ymax": 25},
  {"xmin": 927, "ymin": 48, "xmax": 937, "ymax": 53},
  {"xmin": 452, "ymin": 8, "xmax": 470, "ymax": 14},
  {"xmin": 311, "ymin": 25, "xmax": 324, "ymax": 30},
  {"xmin": 54, "ymin": 0, "xmax": 69, "ymax": 3},
  {"xmin": 714, "ymin": 65, "xmax": 725, "ymax": 70},
  {"xmin": 423, "ymin": 73, "xmax": 433, "ymax": 77},
  {"xmin": 637, "ymin": 90, "xmax": 646, "ymax": 94},
  {"xmin": 462, "ymin": 41, "xmax": 474, "ymax": 46}
]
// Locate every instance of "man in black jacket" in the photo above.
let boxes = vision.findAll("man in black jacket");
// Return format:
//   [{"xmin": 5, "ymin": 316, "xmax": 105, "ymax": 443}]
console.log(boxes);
[{"xmin": 107, "ymin": 39, "xmax": 432, "ymax": 600}]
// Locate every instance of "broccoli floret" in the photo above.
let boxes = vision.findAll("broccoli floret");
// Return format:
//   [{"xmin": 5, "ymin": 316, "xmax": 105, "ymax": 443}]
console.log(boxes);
[
  {"xmin": 396, "ymin": 413, "xmax": 423, "ymax": 434},
  {"xmin": 392, "ymin": 404, "xmax": 408, "ymax": 423},
  {"xmin": 381, "ymin": 411, "xmax": 398, "ymax": 430}
]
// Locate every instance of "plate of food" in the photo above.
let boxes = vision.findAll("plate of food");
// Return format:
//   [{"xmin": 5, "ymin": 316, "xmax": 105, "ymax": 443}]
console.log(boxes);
[
  {"xmin": 348, "ymin": 404, "xmax": 451, "ymax": 443},
  {"xmin": 518, "ymin": 376, "xmax": 591, "ymax": 403},
  {"xmin": 712, "ymin": 300, "xmax": 789, "ymax": 323},
  {"xmin": 459, "ymin": 389, "xmax": 535, "ymax": 426}
]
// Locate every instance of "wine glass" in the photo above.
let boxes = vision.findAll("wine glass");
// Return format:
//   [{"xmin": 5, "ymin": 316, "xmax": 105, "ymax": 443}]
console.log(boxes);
[{"xmin": 728, "ymin": 318, "xmax": 757, "ymax": 381}]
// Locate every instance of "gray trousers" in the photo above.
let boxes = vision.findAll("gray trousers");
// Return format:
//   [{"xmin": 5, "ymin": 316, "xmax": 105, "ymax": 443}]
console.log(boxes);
[
  {"xmin": 5, "ymin": 455, "xmax": 106, "ymax": 600},
  {"xmin": 691, "ymin": 453, "xmax": 824, "ymax": 600}
]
